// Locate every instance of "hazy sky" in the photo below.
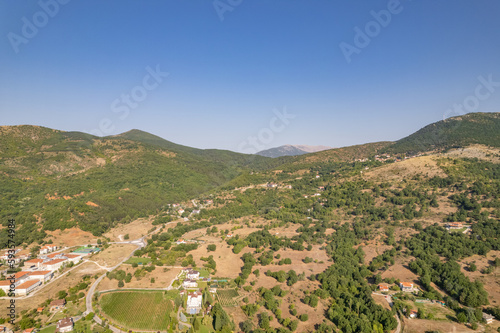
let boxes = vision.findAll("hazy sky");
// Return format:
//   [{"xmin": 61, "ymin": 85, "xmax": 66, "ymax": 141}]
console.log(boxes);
[{"xmin": 1, "ymin": 1, "xmax": 499, "ymax": 153}]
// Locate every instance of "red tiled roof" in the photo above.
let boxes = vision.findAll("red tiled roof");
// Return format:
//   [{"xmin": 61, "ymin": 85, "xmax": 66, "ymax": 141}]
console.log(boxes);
[{"xmin": 17, "ymin": 280, "xmax": 40, "ymax": 289}]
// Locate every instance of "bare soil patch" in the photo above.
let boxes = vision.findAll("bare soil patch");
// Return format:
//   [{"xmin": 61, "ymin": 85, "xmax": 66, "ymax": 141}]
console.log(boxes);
[
  {"xmin": 365, "ymin": 155, "xmax": 447, "ymax": 182},
  {"xmin": 104, "ymin": 216, "xmax": 155, "ymax": 241},
  {"xmin": 45, "ymin": 227, "xmax": 97, "ymax": 247}
]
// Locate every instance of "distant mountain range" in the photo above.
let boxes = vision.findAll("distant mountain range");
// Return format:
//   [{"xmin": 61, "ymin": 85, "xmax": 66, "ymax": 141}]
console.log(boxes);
[{"xmin": 256, "ymin": 144, "xmax": 332, "ymax": 158}]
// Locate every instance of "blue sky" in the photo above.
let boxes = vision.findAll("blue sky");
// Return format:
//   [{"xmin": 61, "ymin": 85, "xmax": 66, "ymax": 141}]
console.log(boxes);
[{"xmin": 1, "ymin": 1, "xmax": 499, "ymax": 153}]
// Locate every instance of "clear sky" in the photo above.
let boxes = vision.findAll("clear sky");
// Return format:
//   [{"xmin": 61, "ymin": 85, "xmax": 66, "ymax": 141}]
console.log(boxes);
[{"xmin": 1, "ymin": 1, "xmax": 499, "ymax": 153}]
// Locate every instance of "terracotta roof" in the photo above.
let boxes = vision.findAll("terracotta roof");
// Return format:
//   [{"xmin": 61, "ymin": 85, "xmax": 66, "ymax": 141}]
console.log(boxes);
[
  {"xmin": 64, "ymin": 254, "xmax": 81, "ymax": 259},
  {"xmin": 57, "ymin": 317, "xmax": 73, "ymax": 328},
  {"xmin": 50, "ymin": 299, "xmax": 66, "ymax": 306},
  {"xmin": 28, "ymin": 271, "xmax": 52, "ymax": 276},
  {"xmin": 14, "ymin": 271, "xmax": 30, "ymax": 280},
  {"xmin": 17, "ymin": 280, "xmax": 40, "ymax": 289},
  {"xmin": 25, "ymin": 259, "xmax": 44, "ymax": 264},
  {"xmin": 44, "ymin": 259, "xmax": 66, "ymax": 265},
  {"xmin": 0, "ymin": 281, "xmax": 12, "ymax": 286},
  {"xmin": 400, "ymin": 282, "xmax": 413, "ymax": 288}
]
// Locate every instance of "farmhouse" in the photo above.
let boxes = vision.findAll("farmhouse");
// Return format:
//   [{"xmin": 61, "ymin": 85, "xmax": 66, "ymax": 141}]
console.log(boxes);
[
  {"xmin": 409, "ymin": 309, "xmax": 418, "ymax": 319},
  {"xmin": 176, "ymin": 239, "xmax": 186, "ymax": 245},
  {"xmin": 378, "ymin": 283, "xmax": 389, "ymax": 292},
  {"xmin": 399, "ymin": 282, "xmax": 415, "ymax": 292},
  {"xmin": 56, "ymin": 317, "xmax": 73, "ymax": 332},
  {"xmin": 16, "ymin": 280, "xmax": 41, "ymax": 295},
  {"xmin": 44, "ymin": 258, "xmax": 67, "ymax": 271},
  {"xmin": 186, "ymin": 291, "xmax": 203, "ymax": 314},
  {"xmin": 187, "ymin": 270, "xmax": 200, "ymax": 280},
  {"xmin": 483, "ymin": 312, "xmax": 494, "ymax": 324},
  {"xmin": 445, "ymin": 222, "xmax": 464, "ymax": 230},
  {"xmin": 27, "ymin": 270, "xmax": 54, "ymax": 283},
  {"xmin": 50, "ymin": 299, "xmax": 66, "ymax": 312},
  {"xmin": 182, "ymin": 279, "xmax": 198, "ymax": 288}
]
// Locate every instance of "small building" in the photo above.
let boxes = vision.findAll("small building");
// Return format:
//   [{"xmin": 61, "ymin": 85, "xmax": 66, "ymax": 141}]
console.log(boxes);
[
  {"xmin": 183, "ymin": 279, "xmax": 198, "ymax": 288},
  {"xmin": 409, "ymin": 309, "xmax": 418, "ymax": 319},
  {"xmin": 399, "ymin": 282, "xmax": 414, "ymax": 292},
  {"xmin": 192, "ymin": 210, "xmax": 200, "ymax": 214},
  {"xmin": 39, "ymin": 245, "xmax": 58, "ymax": 255},
  {"xmin": 16, "ymin": 279, "xmax": 42, "ymax": 295},
  {"xmin": 483, "ymin": 312, "xmax": 494, "ymax": 324},
  {"xmin": 378, "ymin": 283, "xmax": 390, "ymax": 292},
  {"xmin": 267, "ymin": 183, "xmax": 278, "ymax": 188},
  {"xmin": 22, "ymin": 328, "xmax": 36, "ymax": 333},
  {"xmin": 445, "ymin": 222, "xmax": 464, "ymax": 230},
  {"xmin": 176, "ymin": 239, "xmax": 186, "ymax": 245},
  {"xmin": 187, "ymin": 270, "xmax": 200, "ymax": 280},
  {"xmin": 37, "ymin": 307, "xmax": 44, "ymax": 313},
  {"xmin": 56, "ymin": 317, "xmax": 73, "ymax": 332},
  {"xmin": 50, "ymin": 299, "xmax": 66, "ymax": 312},
  {"xmin": 186, "ymin": 291, "xmax": 203, "ymax": 314}
]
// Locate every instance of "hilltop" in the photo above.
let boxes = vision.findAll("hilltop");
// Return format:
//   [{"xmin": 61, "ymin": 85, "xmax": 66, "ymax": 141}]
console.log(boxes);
[{"xmin": 256, "ymin": 145, "xmax": 332, "ymax": 158}]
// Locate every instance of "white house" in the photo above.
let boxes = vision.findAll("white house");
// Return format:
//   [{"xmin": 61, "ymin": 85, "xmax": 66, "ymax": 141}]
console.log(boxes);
[
  {"xmin": 56, "ymin": 317, "xmax": 73, "ymax": 332},
  {"xmin": 399, "ymin": 282, "xmax": 415, "ymax": 292},
  {"xmin": 39, "ymin": 245, "xmax": 58, "ymax": 255},
  {"xmin": 186, "ymin": 270, "xmax": 200, "ymax": 280},
  {"xmin": 27, "ymin": 271, "xmax": 54, "ymax": 283},
  {"xmin": 182, "ymin": 279, "xmax": 198, "ymax": 288},
  {"xmin": 186, "ymin": 291, "xmax": 203, "ymax": 314},
  {"xmin": 16, "ymin": 279, "xmax": 41, "ymax": 296}
]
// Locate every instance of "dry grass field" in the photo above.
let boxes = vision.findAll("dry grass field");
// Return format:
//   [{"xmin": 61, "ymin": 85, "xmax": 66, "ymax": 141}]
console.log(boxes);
[
  {"xmin": 458, "ymin": 250, "xmax": 500, "ymax": 306},
  {"xmin": 103, "ymin": 216, "xmax": 155, "ymax": 241},
  {"xmin": 402, "ymin": 317, "xmax": 480, "ymax": 333},
  {"xmin": 97, "ymin": 264, "xmax": 182, "ymax": 291},
  {"xmin": 45, "ymin": 227, "xmax": 97, "ymax": 247},
  {"xmin": 364, "ymin": 155, "xmax": 448, "ymax": 182},
  {"xmin": 91, "ymin": 243, "xmax": 138, "ymax": 268},
  {"xmin": 381, "ymin": 257, "xmax": 419, "ymax": 284}
]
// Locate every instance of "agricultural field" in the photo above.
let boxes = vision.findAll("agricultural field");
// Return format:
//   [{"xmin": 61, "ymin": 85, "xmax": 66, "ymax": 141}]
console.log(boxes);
[
  {"xmin": 100, "ymin": 291, "xmax": 178, "ymax": 331},
  {"xmin": 216, "ymin": 288, "xmax": 240, "ymax": 307}
]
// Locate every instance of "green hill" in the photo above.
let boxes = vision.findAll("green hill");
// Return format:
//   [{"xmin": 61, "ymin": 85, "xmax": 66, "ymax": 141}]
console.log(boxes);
[
  {"xmin": 0, "ymin": 125, "xmax": 280, "ymax": 242},
  {"xmin": 385, "ymin": 112, "xmax": 500, "ymax": 154}
]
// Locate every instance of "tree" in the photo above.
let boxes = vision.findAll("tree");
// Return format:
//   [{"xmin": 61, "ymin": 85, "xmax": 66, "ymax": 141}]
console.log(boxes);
[
  {"xmin": 241, "ymin": 319, "xmax": 253, "ymax": 333},
  {"xmin": 207, "ymin": 244, "xmax": 216, "ymax": 252},
  {"xmin": 118, "ymin": 280, "xmax": 124, "ymax": 288},
  {"xmin": 469, "ymin": 263, "xmax": 477, "ymax": 272},
  {"xmin": 300, "ymin": 314, "xmax": 308, "ymax": 322}
]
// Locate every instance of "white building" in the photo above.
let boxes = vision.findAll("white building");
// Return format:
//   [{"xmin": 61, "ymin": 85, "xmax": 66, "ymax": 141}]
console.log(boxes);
[
  {"xmin": 56, "ymin": 317, "xmax": 73, "ymax": 332},
  {"xmin": 39, "ymin": 245, "xmax": 58, "ymax": 255},
  {"xmin": 63, "ymin": 254, "xmax": 83, "ymax": 264},
  {"xmin": 186, "ymin": 291, "xmax": 203, "ymax": 314},
  {"xmin": 44, "ymin": 258, "xmax": 67, "ymax": 271},
  {"xmin": 27, "ymin": 271, "xmax": 53, "ymax": 283},
  {"xmin": 182, "ymin": 279, "xmax": 198, "ymax": 288},
  {"xmin": 16, "ymin": 280, "xmax": 41, "ymax": 296},
  {"xmin": 186, "ymin": 270, "xmax": 200, "ymax": 280}
]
